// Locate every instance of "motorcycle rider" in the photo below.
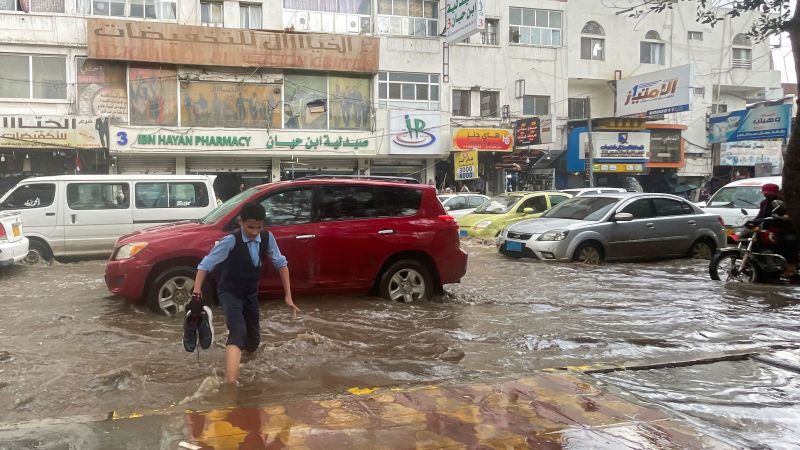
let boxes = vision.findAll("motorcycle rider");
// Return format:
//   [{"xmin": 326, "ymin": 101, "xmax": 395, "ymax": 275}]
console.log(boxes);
[{"xmin": 754, "ymin": 183, "xmax": 798, "ymax": 278}]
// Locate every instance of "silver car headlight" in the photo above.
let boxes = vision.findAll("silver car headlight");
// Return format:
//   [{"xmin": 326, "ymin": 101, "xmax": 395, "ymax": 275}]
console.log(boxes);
[{"xmin": 538, "ymin": 230, "xmax": 569, "ymax": 241}]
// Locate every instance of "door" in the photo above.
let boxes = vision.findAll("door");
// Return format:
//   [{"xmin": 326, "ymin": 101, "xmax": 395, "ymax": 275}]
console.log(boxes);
[
  {"xmin": 64, "ymin": 182, "xmax": 133, "ymax": 256},
  {"xmin": 606, "ymin": 198, "xmax": 660, "ymax": 259},
  {"xmin": 0, "ymin": 182, "xmax": 61, "ymax": 248},
  {"xmin": 256, "ymin": 187, "xmax": 315, "ymax": 295},
  {"xmin": 651, "ymin": 197, "xmax": 697, "ymax": 256}
]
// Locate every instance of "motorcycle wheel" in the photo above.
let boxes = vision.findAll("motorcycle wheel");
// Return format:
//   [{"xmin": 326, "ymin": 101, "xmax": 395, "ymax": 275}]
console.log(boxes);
[{"xmin": 709, "ymin": 252, "xmax": 758, "ymax": 283}]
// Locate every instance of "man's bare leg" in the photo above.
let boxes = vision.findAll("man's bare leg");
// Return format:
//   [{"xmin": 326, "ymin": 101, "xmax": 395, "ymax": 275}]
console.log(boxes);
[{"xmin": 226, "ymin": 345, "xmax": 242, "ymax": 384}]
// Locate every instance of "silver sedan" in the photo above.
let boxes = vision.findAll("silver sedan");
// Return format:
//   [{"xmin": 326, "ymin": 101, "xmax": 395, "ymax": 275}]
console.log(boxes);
[{"xmin": 497, "ymin": 193, "xmax": 726, "ymax": 264}]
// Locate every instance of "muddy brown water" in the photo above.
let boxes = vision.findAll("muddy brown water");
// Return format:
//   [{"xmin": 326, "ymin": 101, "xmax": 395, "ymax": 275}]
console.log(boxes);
[{"xmin": 0, "ymin": 241, "xmax": 798, "ymax": 446}]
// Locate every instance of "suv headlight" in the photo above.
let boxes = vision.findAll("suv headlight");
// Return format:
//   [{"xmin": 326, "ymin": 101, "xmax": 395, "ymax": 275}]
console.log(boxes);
[
  {"xmin": 475, "ymin": 220, "xmax": 493, "ymax": 229},
  {"xmin": 538, "ymin": 230, "xmax": 569, "ymax": 241},
  {"xmin": 114, "ymin": 242, "xmax": 149, "ymax": 260}
]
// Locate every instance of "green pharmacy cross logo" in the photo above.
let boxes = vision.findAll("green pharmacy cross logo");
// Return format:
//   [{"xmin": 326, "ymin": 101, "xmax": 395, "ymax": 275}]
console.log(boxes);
[{"xmin": 393, "ymin": 115, "xmax": 436, "ymax": 148}]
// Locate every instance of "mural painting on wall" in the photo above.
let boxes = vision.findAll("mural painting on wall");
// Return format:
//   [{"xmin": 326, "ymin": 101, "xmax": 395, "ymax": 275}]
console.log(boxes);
[
  {"xmin": 180, "ymin": 81, "xmax": 282, "ymax": 128},
  {"xmin": 129, "ymin": 66, "xmax": 178, "ymax": 126},
  {"xmin": 284, "ymin": 74, "xmax": 328, "ymax": 129},
  {"xmin": 329, "ymin": 76, "xmax": 370, "ymax": 130},
  {"xmin": 76, "ymin": 58, "xmax": 128, "ymax": 121}
]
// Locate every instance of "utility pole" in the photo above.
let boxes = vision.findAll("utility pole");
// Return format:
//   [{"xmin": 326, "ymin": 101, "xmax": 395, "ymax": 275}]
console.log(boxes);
[{"xmin": 585, "ymin": 96, "xmax": 595, "ymax": 188}]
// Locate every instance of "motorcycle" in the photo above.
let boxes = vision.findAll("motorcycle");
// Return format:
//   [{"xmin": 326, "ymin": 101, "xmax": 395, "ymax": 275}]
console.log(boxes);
[{"xmin": 709, "ymin": 202, "xmax": 797, "ymax": 283}]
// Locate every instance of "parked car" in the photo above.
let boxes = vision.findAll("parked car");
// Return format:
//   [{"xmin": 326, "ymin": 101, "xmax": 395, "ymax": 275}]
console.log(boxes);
[
  {"xmin": 0, "ymin": 175, "xmax": 217, "ymax": 263},
  {"xmin": 698, "ymin": 176, "xmax": 781, "ymax": 236},
  {"xmin": 0, "ymin": 211, "xmax": 29, "ymax": 267},
  {"xmin": 105, "ymin": 178, "xmax": 468, "ymax": 315},
  {"xmin": 561, "ymin": 187, "xmax": 628, "ymax": 197},
  {"xmin": 438, "ymin": 193, "xmax": 490, "ymax": 218},
  {"xmin": 457, "ymin": 191, "xmax": 572, "ymax": 238},
  {"xmin": 497, "ymin": 193, "xmax": 725, "ymax": 264}
]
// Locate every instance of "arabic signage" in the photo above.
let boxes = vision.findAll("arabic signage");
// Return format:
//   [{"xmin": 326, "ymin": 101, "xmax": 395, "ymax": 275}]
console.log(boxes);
[
  {"xmin": 454, "ymin": 150, "xmax": 479, "ymax": 181},
  {"xmin": 389, "ymin": 110, "xmax": 443, "ymax": 155},
  {"xmin": 616, "ymin": 65, "xmax": 692, "ymax": 117},
  {"xmin": 513, "ymin": 116, "xmax": 553, "ymax": 147},
  {"xmin": 720, "ymin": 140, "xmax": 783, "ymax": 172},
  {"xmin": 87, "ymin": 19, "xmax": 380, "ymax": 74},
  {"xmin": 708, "ymin": 104, "xmax": 792, "ymax": 144},
  {"xmin": 76, "ymin": 58, "xmax": 128, "ymax": 120},
  {"xmin": 453, "ymin": 128, "xmax": 512, "ymax": 151},
  {"xmin": 1, "ymin": 116, "xmax": 106, "ymax": 149},
  {"xmin": 110, "ymin": 125, "xmax": 375, "ymax": 154},
  {"xmin": 591, "ymin": 132, "xmax": 650, "ymax": 161},
  {"xmin": 591, "ymin": 163, "xmax": 645, "ymax": 174},
  {"xmin": 445, "ymin": 0, "xmax": 486, "ymax": 44}
]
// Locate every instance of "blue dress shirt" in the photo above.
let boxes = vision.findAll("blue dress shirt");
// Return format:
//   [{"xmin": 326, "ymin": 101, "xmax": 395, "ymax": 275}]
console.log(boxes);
[{"xmin": 198, "ymin": 230, "xmax": 288, "ymax": 272}]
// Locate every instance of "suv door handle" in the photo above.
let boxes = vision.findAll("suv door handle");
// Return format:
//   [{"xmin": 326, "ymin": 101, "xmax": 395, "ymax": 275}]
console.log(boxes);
[
  {"xmin": 687, "ymin": 220, "xmax": 697, "ymax": 225},
  {"xmin": 377, "ymin": 229, "xmax": 395, "ymax": 235},
  {"xmin": 45, "ymin": 212, "xmax": 55, "ymax": 216},
  {"xmin": 295, "ymin": 234, "xmax": 316, "ymax": 240}
]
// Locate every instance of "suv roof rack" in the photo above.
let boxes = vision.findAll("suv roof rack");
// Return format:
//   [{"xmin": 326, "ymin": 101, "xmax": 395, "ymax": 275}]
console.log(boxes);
[{"xmin": 291, "ymin": 175, "xmax": 420, "ymax": 184}]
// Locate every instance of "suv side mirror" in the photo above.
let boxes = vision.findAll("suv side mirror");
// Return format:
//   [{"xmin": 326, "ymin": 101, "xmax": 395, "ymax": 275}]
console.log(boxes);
[
  {"xmin": 523, "ymin": 207, "xmax": 535, "ymax": 214},
  {"xmin": 613, "ymin": 212, "xmax": 634, "ymax": 222}
]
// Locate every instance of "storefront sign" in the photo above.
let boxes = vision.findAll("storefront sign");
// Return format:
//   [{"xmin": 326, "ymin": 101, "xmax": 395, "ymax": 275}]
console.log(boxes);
[
  {"xmin": 87, "ymin": 19, "xmax": 380, "ymax": 74},
  {"xmin": 445, "ymin": 0, "xmax": 486, "ymax": 43},
  {"xmin": 616, "ymin": 65, "xmax": 692, "ymax": 117},
  {"xmin": 514, "ymin": 116, "xmax": 553, "ymax": 147},
  {"xmin": 110, "ymin": 125, "xmax": 376, "ymax": 154},
  {"xmin": 0, "ymin": 116, "xmax": 106, "ymax": 149},
  {"xmin": 453, "ymin": 128, "xmax": 512, "ymax": 151},
  {"xmin": 591, "ymin": 163, "xmax": 645, "ymax": 173},
  {"xmin": 389, "ymin": 110, "xmax": 443, "ymax": 155},
  {"xmin": 720, "ymin": 140, "xmax": 783, "ymax": 172},
  {"xmin": 591, "ymin": 132, "xmax": 650, "ymax": 161},
  {"xmin": 454, "ymin": 150, "xmax": 479, "ymax": 181},
  {"xmin": 708, "ymin": 104, "xmax": 792, "ymax": 144}
]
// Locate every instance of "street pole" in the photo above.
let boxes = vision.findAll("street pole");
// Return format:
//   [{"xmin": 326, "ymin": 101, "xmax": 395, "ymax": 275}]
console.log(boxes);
[{"xmin": 585, "ymin": 96, "xmax": 595, "ymax": 188}]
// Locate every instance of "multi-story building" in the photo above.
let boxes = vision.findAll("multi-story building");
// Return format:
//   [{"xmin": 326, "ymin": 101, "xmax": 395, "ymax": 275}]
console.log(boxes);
[{"xmin": 0, "ymin": 0, "xmax": 782, "ymax": 198}]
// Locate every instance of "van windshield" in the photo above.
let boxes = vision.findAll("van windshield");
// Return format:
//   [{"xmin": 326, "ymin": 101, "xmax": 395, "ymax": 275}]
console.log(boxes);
[
  {"xmin": 200, "ymin": 188, "xmax": 257, "ymax": 224},
  {"xmin": 707, "ymin": 186, "xmax": 763, "ymax": 209}
]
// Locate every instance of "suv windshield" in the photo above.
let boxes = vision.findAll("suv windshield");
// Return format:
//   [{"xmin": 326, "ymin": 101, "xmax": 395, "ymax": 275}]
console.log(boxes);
[
  {"xmin": 200, "ymin": 188, "xmax": 256, "ymax": 224},
  {"xmin": 543, "ymin": 197, "xmax": 619, "ymax": 221},
  {"xmin": 473, "ymin": 195, "xmax": 520, "ymax": 214},
  {"xmin": 706, "ymin": 186, "xmax": 763, "ymax": 209}
]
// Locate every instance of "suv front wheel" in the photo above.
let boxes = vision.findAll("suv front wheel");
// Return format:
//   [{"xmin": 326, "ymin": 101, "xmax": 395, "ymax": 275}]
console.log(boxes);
[
  {"xmin": 147, "ymin": 266, "xmax": 214, "ymax": 316},
  {"xmin": 379, "ymin": 260, "xmax": 433, "ymax": 303}
]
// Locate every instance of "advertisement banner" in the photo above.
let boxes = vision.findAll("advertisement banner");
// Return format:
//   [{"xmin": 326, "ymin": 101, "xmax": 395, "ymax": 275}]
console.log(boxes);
[
  {"xmin": 389, "ymin": 110, "xmax": 443, "ymax": 155},
  {"xmin": 1, "ymin": 116, "xmax": 107, "ymax": 149},
  {"xmin": 454, "ymin": 150, "xmax": 479, "ymax": 180},
  {"xmin": 444, "ymin": 0, "xmax": 486, "ymax": 44},
  {"xmin": 110, "ymin": 125, "xmax": 376, "ymax": 154},
  {"xmin": 590, "ymin": 132, "xmax": 650, "ymax": 161},
  {"xmin": 720, "ymin": 140, "xmax": 783, "ymax": 172},
  {"xmin": 453, "ymin": 128, "xmax": 512, "ymax": 151},
  {"xmin": 514, "ymin": 116, "xmax": 553, "ymax": 147},
  {"xmin": 591, "ymin": 163, "xmax": 645, "ymax": 174},
  {"xmin": 708, "ymin": 104, "xmax": 792, "ymax": 144},
  {"xmin": 76, "ymin": 57, "xmax": 128, "ymax": 120},
  {"xmin": 180, "ymin": 81, "xmax": 282, "ymax": 129},
  {"xmin": 616, "ymin": 65, "xmax": 692, "ymax": 117}
]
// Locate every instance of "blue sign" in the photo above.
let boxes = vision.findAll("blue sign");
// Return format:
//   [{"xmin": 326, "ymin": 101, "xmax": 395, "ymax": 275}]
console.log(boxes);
[{"xmin": 708, "ymin": 104, "xmax": 792, "ymax": 144}]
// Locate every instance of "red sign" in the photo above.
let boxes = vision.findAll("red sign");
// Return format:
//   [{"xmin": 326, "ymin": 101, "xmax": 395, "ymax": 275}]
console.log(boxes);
[{"xmin": 453, "ymin": 128, "xmax": 513, "ymax": 152}]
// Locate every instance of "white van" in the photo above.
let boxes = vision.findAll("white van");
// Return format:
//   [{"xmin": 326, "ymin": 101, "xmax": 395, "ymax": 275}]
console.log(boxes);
[
  {"xmin": 700, "ymin": 175, "xmax": 781, "ymax": 229},
  {"xmin": 0, "ymin": 175, "xmax": 217, "ymax": 262}
]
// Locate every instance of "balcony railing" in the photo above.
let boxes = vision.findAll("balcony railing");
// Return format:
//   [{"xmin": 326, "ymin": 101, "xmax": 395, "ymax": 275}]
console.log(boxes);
[{"xmin": 732, "ymin": 58, "xmax": 752, "ymax": 70}]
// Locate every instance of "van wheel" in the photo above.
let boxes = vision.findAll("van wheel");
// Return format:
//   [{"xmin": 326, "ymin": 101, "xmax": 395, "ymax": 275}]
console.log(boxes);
[
  {"xmin": 23, "ymin": 240, "xmax": 53, "ymax": 265},
  {"xmin": 379, "ymin": 260, "xmax": 432, "ymax": 303},
  {"xmin": 147, "ymin": 266, "xmax": 210, "ymax": 316}
]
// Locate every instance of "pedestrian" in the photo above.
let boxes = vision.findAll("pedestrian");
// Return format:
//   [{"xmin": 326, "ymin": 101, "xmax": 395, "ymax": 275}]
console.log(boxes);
[{"xmin": 192, "ymin": 202, "xmax": 301, "ymax": 385}]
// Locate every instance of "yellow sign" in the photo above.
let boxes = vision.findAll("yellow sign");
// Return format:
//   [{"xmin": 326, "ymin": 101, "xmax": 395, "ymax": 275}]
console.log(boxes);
[
  {"xmin": 454, "ymin": 150, "xmax": 479, "ymax": 180},
  {"xmin": 591, "ymin": 163, "xmax": 645, "ymax": 173}
]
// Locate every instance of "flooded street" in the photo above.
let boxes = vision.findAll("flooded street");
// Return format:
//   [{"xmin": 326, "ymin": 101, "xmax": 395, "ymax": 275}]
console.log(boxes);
[{"xmin": 1, "ymin": 241, "xmax": 799, "ymax": 447}]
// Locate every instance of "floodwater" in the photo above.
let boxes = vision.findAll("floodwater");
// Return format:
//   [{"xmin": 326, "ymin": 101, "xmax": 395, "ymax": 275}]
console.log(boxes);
[{"xmin": 0, "ymin": 241, "xmax": 799, "ymax": 447}]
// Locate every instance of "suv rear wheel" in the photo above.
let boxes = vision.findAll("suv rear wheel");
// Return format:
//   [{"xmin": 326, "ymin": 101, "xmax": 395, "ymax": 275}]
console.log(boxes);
[
  {"xmin": 147, "ymin": 266, "xmax": 213, "ymax": 316},
  {"xmin": 379, "ymin": 260, "xmax": 432, "ymax": 303}
]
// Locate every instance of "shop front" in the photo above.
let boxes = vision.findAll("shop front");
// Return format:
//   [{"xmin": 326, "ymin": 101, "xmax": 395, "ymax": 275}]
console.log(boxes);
[
  {"xmin": 566, "ymin": 125, "xmax": 650, "ymax": 191},
  {"xmin": 444, "ymin": 127, "xmax": 513, "ymax": 195}
]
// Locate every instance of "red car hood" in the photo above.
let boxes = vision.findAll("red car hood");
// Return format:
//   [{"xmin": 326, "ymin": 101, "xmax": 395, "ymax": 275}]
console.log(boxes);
[{"xmin": 116, "ymin": 220, "xmax": 212, "ymax": 245}]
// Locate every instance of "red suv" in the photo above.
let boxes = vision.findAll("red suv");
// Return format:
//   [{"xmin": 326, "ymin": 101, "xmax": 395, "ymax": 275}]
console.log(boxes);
[{"xmin": 105, "ymin": 178, "xmax": 468, "ymax": 315}]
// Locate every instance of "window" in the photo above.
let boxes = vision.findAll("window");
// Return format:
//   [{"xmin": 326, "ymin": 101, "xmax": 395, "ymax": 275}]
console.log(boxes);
[
  {"xmin": 733, "ymin": 33, "xmax": 752, "ymax": 46},
  {"xmin": 509, "ymin": 7, "xmax": 562, "ymax": 47},
  {"xmin": 2, "ymin": 0, "xmax": 64, "ymax": 12},
  {"xmin": 480, "ymin": 18, "xmax": 498, "ymax": 45},
  {"xmin": 377, "ymin": 0, "xmax": 438, "ymax": 38},
  {"xmin": 621, "ymin": 199, "xmax": 655, "ymax": 219},
  {"xmin": 444, "ymin": 196, "xmax": 467, "ymax": 211},
  {"xmin": 260, "ymin": 188, "xmax": 313, "ymax": 226},
  {"xmin": 580, "ymin": 21, "xmax": 604, "ymax": 61},
  {"xmin": 518, "ymin": 195, "xmax": 547, "ymax": 213},
  {"xmin": 284, "ymin": 0, "xmax": 371, "ymax": 34},
  {"xmin": 319, "ymin": 185, "xmax": 421, "ymax": 220},
  {"xmin": 452, "ymin": 89, "xmax": 470, "ymax": 117},
  {"xmin": 201, "ymin": 0, "xmax": 223, "ymax": 26},
  {"xmin": 0, "ymin": 54, "xmax": 66, "ymax": 100},
  {"xmin": 640, "ymin": 41, "xmax": 665, "ymax": 65},
  {"xmin": 480, "ymin": 91, "xmax": 499, "ymax": 117},
  {"xmin": 732, "ymin": 47, "xmax": 752, "ymax": 69},
  {"xmin": 79, "ymin": 0, "xmax": 175, "ymax": 19},
  {"xmin": 522, "ymin": 95, "xmax": 549, "ymax": 116},
  {"xmin": 694, "ymin": 87, "xmax": 705, "ymax": 97},
  {"xmin": 67, "ymin": 183, "xmax": 130, "ymax": 210},
  {"xmin": 568, "ymin": 98, "xmax": 587, "ymax": 119},
  {"xmin": 378, "ymin": 71, "xmax": 439, "ymax": 111},
  {"xmin": 549, "ymin": 195, "xmax": 570, "ymax": 207},
  {"xmin": 240, "ymin": 4, "xmax": 262, "ymax": 29},
  {"xmin": 0, "ymin": 183, "xmax": 56, "ymax": 209},
  {"xmin": 688, "ymin": 31, "xmax": 703, "ymax": 41},
  {"xmin": 134, "ymin": 182, "xmax": 210, "ymax": 208},
  {"xmin": 653, "ymin": 197, "xmax": 693, "ymax": 216},
  {"xmin": 711, "ymin": 104, "xmax": 728, "ymax": 114},
  {"xmin": 467, "ymin": 196, "xmax": 485, "ymax": 208}
]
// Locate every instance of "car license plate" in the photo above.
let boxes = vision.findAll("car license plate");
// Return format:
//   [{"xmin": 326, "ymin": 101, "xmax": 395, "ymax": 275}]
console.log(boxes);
[
  {"xmin": 12, "ymin": 224, "xmax": 20, "ymax": 237},
  {"xmin": 506, "ymin": 241, "xmax": 523, "ymax": 252},
  {"xmin": 459, "ymin": 230, "xmax": 468, "ymax": 237}
]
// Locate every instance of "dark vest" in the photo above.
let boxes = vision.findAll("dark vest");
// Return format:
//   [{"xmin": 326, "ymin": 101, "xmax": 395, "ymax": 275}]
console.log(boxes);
[{"xmin": 217, "ymin": 230, "xmax": 270, "ymax": 297}]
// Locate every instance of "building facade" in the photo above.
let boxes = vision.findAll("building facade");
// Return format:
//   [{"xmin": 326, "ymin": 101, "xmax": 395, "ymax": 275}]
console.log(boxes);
[{"xmin": 0, "ymin": 0, "xmax": 783, "ymax": 198}]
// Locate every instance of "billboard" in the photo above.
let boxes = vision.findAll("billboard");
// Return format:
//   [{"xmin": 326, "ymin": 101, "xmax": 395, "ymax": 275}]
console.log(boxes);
[
  {"xmin": 444, "ymin": 0, "xmax": 485, "ymax": 43},
  {"xmin": 389, "ymin": 110, "xmax": 443, "ymax": 155},
  {"xmin": 590, "ymin": 132, "xmax": 650, "ymax": 161},
  {"xmin": 513, "ymin": 116, "xmax": 554, "ymax": 147},
  {"xmin": 453, "ymin": 128, "xmax": 512, "ymax": 151},
  {"xmin": 708, "ymin": 104, "xmax": 792, "ymax": 144},
  {"xmin": 1, "ymin": 116, "xmax": 106, "ymax": 149},
  {"xmin": 454, "ymin": 150, "xmax": 479, "ymax": 181},
  {"xmin": 720, "ymin": 140, "xmax": 783, "ymax": 173},
  {"xmin": 616, "ymin": 65, "xmax": 692, "ymax": 117}
]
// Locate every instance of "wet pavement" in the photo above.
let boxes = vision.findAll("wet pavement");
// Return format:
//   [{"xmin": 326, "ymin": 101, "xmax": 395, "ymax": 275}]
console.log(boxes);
[{"xmin": 0, "ymin": 241, "xmax": 799, "ymax": 447}]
